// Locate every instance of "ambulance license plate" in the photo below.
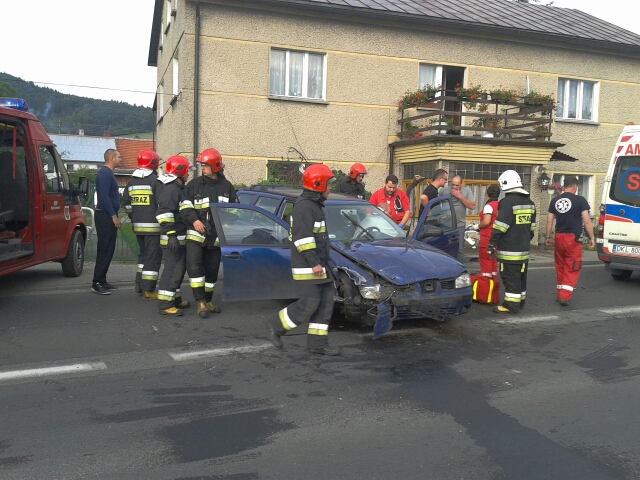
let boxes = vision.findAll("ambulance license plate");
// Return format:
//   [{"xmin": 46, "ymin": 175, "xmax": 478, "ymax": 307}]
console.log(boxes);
[{"xmin": 612, "ymin": 244, "xmax": 640, "ymax": 255}]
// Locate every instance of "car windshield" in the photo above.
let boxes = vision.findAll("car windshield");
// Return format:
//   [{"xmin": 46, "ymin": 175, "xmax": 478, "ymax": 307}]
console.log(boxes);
[{"xmin": 324, "ymin": 204, "xmax": 405, "ymax": 242}]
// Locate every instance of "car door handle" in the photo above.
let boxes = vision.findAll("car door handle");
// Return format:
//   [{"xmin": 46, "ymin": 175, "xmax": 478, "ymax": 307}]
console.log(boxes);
[{"xmin": 224, "ymin": 252, "xmax": 243, "ymax": 259}]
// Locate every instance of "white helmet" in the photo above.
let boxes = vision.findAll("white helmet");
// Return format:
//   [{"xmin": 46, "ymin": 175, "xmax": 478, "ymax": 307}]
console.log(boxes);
[{"xmin": 498, "ymin": 170, "xmax": 523, "ymax": 191}]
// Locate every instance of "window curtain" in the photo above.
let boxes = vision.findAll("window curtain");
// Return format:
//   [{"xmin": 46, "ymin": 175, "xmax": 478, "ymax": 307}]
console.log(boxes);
[
  {"xmin": 269, "ymin": 50, "xmax": 285, "ymax": 96},
  {"xmin": 288, "ymin": 52, "xmax": 304, "ymax": 97},
  {"xmin": 307, "ymin": 54, "xmax": 323, "ymax": 99},
  {"xmin": 419, "ymin": 64, "xmax": 436, "ymax": 89},
  {"xmin": 582, "ymin": 82, "xmax": 593, "ymax": 120}
]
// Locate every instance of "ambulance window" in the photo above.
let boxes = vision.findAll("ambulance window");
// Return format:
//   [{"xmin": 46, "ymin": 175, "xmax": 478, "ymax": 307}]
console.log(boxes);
[{"xmin": 610, "ymin": 156, "xmax": 640, "ymax": 206}]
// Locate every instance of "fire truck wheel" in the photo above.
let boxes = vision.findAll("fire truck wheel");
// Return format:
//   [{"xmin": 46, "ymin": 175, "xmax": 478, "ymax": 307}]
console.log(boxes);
[{"xmin": 61, "ymin": 229, "xmax": 85, "ymax": 277}]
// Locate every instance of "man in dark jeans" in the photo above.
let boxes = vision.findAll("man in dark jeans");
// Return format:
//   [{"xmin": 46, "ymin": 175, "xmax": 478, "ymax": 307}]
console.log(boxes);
[{"xmin": 92, "ymin": 149, "xmax": 122, "ymax": 295}]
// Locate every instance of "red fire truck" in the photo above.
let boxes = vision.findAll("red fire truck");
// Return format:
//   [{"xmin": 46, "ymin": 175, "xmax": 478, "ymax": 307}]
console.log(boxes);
[{"xmin": 0, "ymin": 98, "xmax": 89, "ymax": 277}]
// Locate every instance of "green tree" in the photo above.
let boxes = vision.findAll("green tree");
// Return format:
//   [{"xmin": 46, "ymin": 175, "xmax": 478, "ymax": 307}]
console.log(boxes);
[{"xmin": 0, "ymin": 81, "xmax": 18, "ymax": 97}]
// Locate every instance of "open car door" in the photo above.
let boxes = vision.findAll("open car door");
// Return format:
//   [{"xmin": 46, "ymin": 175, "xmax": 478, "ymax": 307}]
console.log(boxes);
[
  {"xmin": 411, "ymin": 195, "xmax": 460, "ymax": 258},
  {"xmin": 209, "ymin": 204, "xmax": 296, "ymax": 301}
]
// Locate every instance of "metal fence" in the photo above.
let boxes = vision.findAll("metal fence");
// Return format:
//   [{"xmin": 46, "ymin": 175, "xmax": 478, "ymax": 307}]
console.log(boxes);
[{"xmin": 83, "ymin": 210, "xmax": 139, "ymax": 263}]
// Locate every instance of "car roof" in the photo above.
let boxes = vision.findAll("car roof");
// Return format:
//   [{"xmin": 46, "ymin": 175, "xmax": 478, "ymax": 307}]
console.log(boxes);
[{"xmin": 239, "ymin": 185, "xmax": 367, "ymax": 203}]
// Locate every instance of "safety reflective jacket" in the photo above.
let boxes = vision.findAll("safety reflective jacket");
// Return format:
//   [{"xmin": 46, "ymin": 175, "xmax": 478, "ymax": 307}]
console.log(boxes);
[
  {"xmin": 156, "ymin": 175, "xmax": 187, "ymax": 247},
  {"xmin": 290, "ymin": 190, "xmax": 332, "ymax": 283},
  {"xmin": 122, "ymin": 169, "xmax": 160, "ymax": 235},
  {"xmin": 489, "ymin": 189, "xmax": 536, "ymax": 263},
  {"xmin": 179, "ymin": 173, "xmax": 237, "ymax": 247}
]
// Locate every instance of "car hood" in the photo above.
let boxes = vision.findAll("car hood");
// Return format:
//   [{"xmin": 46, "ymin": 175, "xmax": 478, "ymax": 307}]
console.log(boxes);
[{"xmin": 331, "ymin": 239, "xmax": 465, "ymax": 285}]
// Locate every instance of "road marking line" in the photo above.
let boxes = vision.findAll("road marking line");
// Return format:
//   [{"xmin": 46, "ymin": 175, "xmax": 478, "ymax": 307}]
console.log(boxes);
[
  {"xmin": 0, "ymin": 362, "xmax": 107, "ymax": 382},
  {"xmin": 170, "ymin": 343, "xmax": 273, "ymax": 361},
  {"xmin": 599, "ymin": 305, "xmax": 640, "ymax": 315},
  {"xmin": 494, "ymin": 315, "xmax": 560, "ymax": 325}
]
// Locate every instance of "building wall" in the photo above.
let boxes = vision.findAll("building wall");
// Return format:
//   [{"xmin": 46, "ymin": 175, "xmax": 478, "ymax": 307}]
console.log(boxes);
[{"xmin": 153, "ymin": 0, "xmax": 640, "ymax": 202}]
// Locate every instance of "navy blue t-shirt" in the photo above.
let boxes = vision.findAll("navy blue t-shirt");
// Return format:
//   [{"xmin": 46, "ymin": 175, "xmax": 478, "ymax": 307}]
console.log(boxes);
[
  {"xmin": 95, "ymin": 166, "xmax": 120, "ymax": 216},
  {"xmin": 548, "ymin": 192, "xmax": 590, "ymax": 235}
]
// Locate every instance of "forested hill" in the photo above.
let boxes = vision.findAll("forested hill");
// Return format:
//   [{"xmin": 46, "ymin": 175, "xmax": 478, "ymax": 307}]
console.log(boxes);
[{"xmin": 0, "ymin": 72, "xmax": 153, "ymax": 137}]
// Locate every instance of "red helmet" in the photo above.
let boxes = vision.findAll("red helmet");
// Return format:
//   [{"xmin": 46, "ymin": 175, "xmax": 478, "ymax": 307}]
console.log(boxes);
[
  {"xmin": 196, "ymin": 148, "xmax": 224, "ymax": 172},
  {"xmin": 302, "ymin": 164, "xmax": 335, "ymax": 192},
  {"xmin": 349, "ymin": 163, "xmax": 367, "ymax": 179},
  {"xmin": 165, "ymin": 155, "xmax": 191, "ymax": 179},
  {"xmin": 137, "ymin": 150, "xmax": 160, "ymax": 170}
]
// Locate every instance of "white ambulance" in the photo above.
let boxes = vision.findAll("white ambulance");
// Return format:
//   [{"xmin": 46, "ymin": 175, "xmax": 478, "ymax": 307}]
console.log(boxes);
[{"xmin": 597, "ymin": 123, "xmax": 640, "ymax": 279}]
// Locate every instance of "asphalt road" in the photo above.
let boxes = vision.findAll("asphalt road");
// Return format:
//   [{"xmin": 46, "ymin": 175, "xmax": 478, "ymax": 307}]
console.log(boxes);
[{"xmin": 1, "ymin": 258, "xmax": 639, "ymax": 479}]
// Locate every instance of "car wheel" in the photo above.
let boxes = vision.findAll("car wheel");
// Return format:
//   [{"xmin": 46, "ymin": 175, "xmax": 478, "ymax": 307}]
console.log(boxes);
[
  {"xmin": 61, "ymin": 230, "xmax": 84, "ymax": 277},
  {"xmin": 611, "ymin": 269, "xmax": 632, "ymax": 281},
  {"xmin": 336, "ymin": 272, "xmax": 374, "ymax": 325}
]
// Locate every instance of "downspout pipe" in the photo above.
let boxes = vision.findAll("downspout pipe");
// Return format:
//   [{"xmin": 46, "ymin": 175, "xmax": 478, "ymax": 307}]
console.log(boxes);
[{"xmin": 193, "ymin": 0, "xmax": 201, "ymax": 169}]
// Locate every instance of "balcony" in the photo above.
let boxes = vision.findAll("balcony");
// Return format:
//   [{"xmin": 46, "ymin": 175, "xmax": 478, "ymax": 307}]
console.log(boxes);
[{"xmin": 396, "ymin": 88, "xmax": 555, "ymax": 142}]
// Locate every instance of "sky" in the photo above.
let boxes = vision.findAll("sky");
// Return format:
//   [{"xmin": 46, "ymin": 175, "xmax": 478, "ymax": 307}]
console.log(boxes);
[{"xmin": 2, "ymin": 0, "xmax": 639, "ymax": 109}]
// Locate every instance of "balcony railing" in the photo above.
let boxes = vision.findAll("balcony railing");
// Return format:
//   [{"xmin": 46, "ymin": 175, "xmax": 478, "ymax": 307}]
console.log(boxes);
[{"xmin": 397, "ymin": 89, "xmax": 554, "ymax": 142}]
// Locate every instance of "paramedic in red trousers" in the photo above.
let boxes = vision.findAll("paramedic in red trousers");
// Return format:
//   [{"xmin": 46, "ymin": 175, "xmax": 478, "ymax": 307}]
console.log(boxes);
[
  {"xmin": 544, "ymin": 176, "xmax": 595, "ymax": 306},
  {"xmin": 156, "ymin": 156, "xmax": 191, "ymax": 316},
  {"xmin": 478, "ymin": 184, "xmax": 501, "ymax": 279},
  {"xmin": 180, "ymin": 148, "xmax": 238, "ymax": 318},
  {"xmin": 266, "ymin": 164, "xmax": 339, "ymax": 356},
  {"xmin": 488, "ymin": 170, "xmax": 536, "ymax": 314},
  {"xmin": 335, "ymin": 163, "xmax": 367, "ymax": 199},
  {"xmin": 369, "ymin": 175, "xmax": 411, "ymax": 229},
  {"xmin": 122, "ymin": 150, "xmax": 162, "ymax": 299}
]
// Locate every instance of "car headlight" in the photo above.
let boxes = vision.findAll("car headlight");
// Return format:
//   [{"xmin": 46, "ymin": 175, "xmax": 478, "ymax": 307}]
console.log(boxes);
[
  {"xmin": 455, "ymin": 273, "xmax": 471, "ymax": 289},
  {"xmin": 359, "ymin": 284, "xmax": 393, "ymax": 300}
]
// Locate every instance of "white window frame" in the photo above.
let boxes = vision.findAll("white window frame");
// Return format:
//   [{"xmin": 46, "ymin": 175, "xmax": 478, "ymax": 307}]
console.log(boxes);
[
  {"xmin": 556, "ymin": 78, "xmax": 599, "ymax": 123},
  {"xmin": 551, "ymin": 173, "xmax": 595, "ymax": 215},
  {"xmin": 158, "ymin": 82, "xmax": 165, "ymax": 121},
  {"xmin": 418, "ymin": 64, "xmax": 443, "ymax": 91},
  {"xmin": 172, "ymin": 56, "xmax": 179, "ymax": 97},
  {"xmin": 269, "ymin": 49, "xmax": 327, "ymax": 101}
]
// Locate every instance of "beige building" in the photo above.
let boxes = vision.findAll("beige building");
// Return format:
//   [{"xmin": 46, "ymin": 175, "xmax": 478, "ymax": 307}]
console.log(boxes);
[{"xmin": 148, "ymin": 0, "xmax": 640, "ymax": 241}]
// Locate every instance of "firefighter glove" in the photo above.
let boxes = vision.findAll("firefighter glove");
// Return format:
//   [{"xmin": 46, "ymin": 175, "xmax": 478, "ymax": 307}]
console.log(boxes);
[
  {"xmin": 167, "ymin": 236, "xmax": 180, "ymax": 252},
  {"xmin": 487, "ymin": 244, "xmax": 496, "ymax": 259}
]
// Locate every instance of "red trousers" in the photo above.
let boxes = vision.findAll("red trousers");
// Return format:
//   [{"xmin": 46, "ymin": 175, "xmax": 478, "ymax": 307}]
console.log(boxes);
[
  {"xmin": 554, "ymin": 232, "xmax": 583, "ymax": 301},
  {"xmin": 479, "ymin": 238, "xmax": 498, "ymax": 276}
]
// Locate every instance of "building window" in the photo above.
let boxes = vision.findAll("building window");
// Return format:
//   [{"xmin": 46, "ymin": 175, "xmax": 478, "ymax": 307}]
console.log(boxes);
[
  {"xmin": 165, "ymin": 0, "xmax": 172, "ymax": 31},
  {"xmin": 418, "ymin": 64, "xmax": 443, "ymax": 89},
  {"xmin": 172, "ymin": 56, "xmax": 179, "ymax": 96},
  {"xmin": 556, "ymin": 79, "xmax": 598, "ymax": 122},
  {"xmin": 552, "ymin": 174, "xmax": 594, "ymax": 214},
  {"xmin": 158, "ymin": 82, "xmax": 165, "ymax": 120},
  {"xmin": 269, "ymin": 49, "xmax": 326, "ymax": 100}
]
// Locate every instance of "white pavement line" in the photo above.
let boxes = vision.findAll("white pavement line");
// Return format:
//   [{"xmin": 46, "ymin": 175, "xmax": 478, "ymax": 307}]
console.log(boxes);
[
  {"xmin": 494, "ymin": 315, "xmax": 560, "ymax": 325},
  {"xmin": 527, "ymin": 264, "xmax": 601, "ymax": 271},
  {"xmin": 599, "ymin": 305, "xmax": 640, "ymax": 315},
  {"xmin": 170, "ymin": 343, "xmax": 273, "ymax": 361},
  {"xmin": 0, "ymin": 362, "xmax": 107, "ymax": 382}
]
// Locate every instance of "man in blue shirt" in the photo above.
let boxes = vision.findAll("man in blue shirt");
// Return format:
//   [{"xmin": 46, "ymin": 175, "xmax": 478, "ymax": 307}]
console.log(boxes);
[{"xmin": 92, "ymin": 149, "xmax": 122, "ymax": 295}]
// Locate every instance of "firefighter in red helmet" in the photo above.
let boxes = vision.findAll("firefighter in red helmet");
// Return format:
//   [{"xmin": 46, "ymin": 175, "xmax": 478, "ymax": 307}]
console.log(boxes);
[
  {"xmin": 156, "ymin": 156, "xmax": 191, "ymax": 316},
  {"xmin": 336, "ymin": 162, "xmax": 367, "ymax": 199},
  {"xmin": 266, "ymin": 164, "xmax": 340, "ymax": 355},
  {"xmin": 180, "ymin": 148, "xmax": 238, "ymax": 318},
  {"xmin": 122, "ymin": 150, "xmax": 162, "ymax": 298}
]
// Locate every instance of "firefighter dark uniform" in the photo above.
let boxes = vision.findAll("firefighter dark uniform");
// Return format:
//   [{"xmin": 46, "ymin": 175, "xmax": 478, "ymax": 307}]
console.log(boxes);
[
  {"xmin": 180, "ymin": 148, "xmax": 238, "ymax": 317},
  {"xmin": 122, "ymin": 151, "xmax": 162, "ymax": 298},
  {"xmin": 266, "ymin": 164, "xmax": 339, "ymax": 355},
  {"xmin": 156, "ymin": 156, "xmax": 191, "ymax": 316},
  {"xmin": 489, "ymin": 170, "xmax": 536, "ymax": 313},
  {"xmin": 335, "ymin": 163, "xmax": 367, "ymax": 199}
]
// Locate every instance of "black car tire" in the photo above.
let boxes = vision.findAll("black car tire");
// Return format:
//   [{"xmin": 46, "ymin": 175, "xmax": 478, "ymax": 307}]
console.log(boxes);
[
  {"xmin": 61, "ymin": 230, "xmax": 84, "ymax": 277},
  {"xmin": 336, "ymin": 272, "xmax": 370, "ymax": 325},
  {"xmin": 611, "ymin": 269, "xmax": 632, "ymax": 281}
]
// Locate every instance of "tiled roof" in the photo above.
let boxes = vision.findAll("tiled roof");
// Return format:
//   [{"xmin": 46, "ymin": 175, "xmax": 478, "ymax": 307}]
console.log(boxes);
[
  {"xmin": 250, "ymin": 0, "xmax": 640, "ymax": 49},
  {"xmin": 114, "ymin": 138, "xmax": 156, "ymax": 170},
  {"xmin": 50, "ymin": 135, "xmax": 117, "ymax": 163}
]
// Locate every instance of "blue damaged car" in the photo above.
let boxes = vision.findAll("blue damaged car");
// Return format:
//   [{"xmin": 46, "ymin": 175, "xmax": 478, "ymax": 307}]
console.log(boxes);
[{"xmin": 209, "ymin": 187, "xmax": 472, "ymax": 337}]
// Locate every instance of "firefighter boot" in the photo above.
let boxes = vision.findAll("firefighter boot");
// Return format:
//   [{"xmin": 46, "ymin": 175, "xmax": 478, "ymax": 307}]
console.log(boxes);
[
  {"xmin": 197, "ymin": 300, "xmax": 209, "ymax": 318},
  {"xmin": 135, "ymin": 282, "xmax": 142, "ymax": 295},
  {"xmin": 205, "ymin": 302, "xmax": 221, "ymax": 314},
  {"xmin": 174, "ymin": 297, "xmax": 191, "ymax": 309},
  {"xmin": 308, "ymin": 346, "xmax": 341, "ymax": 356},
  {"xmin": 160, "ymin": 307, "xmax": 183, "ymax": 316},
  {"xmin": 142, "ymin": 291, "xmax": 158, "ymax": 300}
]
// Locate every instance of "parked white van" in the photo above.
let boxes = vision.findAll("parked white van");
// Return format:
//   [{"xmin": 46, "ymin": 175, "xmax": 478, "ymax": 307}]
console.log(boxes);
[{"xmin": 597, "ymin": 123, "xmax": 640, "ymax": 280}]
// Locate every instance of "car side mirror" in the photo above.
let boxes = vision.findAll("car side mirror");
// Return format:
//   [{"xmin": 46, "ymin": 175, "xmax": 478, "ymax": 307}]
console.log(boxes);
[
  {"xmin": 78, "ymin": 176, "xmax": 89, "ymax": 195},
  {"xmin": 418, "ymin": 227, "xmax": 444, "ymax": 240}
]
